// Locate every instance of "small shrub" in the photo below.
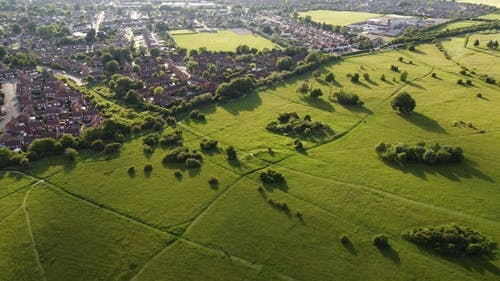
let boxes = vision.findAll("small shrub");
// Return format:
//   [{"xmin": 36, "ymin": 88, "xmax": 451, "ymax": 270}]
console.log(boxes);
[
  {"xmin": 144, "ymin": 163, "xmax": 153, "ymax": 172},
  {"xmin": 104, "ymin": 143, "xmax": 121, "ymax": 154},
  {"xmin": 340, "ymin": 234, "xmax": 350, "ymax": 244},
  {"xmin": 208, "ymin": 176, "xmax": 219, "ymax": 185},
  {"xmin": 431, "ymin": 73, "xmax": 437, "ymax": 78},
  {"xmin": 128, "ymin": 166, "xmax": 136, "ymax": 174},
  {"xmin": 476, "ymin": 93, "xmax": 482, "ymax": 98},
  {"xmin": 174, "ymin": 169, "xmax": 182, "ymax": 178},
  {"xmin": 185, "ymin": 158, "xmax": 202, "ymax": 168},
  {"xmin": 143, "ymin": 144, "xmax": 154, "ymax": 154},
  {"xmin": 373, "ymin": 234, "xmax": 389, "ymax": 248}
]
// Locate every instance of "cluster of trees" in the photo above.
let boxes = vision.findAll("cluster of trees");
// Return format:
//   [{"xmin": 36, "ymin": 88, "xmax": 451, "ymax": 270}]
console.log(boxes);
[
  {"xmin": 143, "ymin": 130, "xmax": 184, "ymax": 149},
  {"xmin": 266, "ymin": 112, "xmax": 330, "ymax": 137},
  {"xmin": 162, "ymin": 147, "xmax": 203, "ymax": 168},
  {"xmin": 486, "ymin": 40, "xmax": 499, "ymax": 50},
  {"xmin": 375, "ymin": 142, "xmax": 464, "ymax": 165},
  {"xmin": 2, "ymin": 52, "xmax": 38, "ymax": 68},
  {"xmin": 108, "ymin": 74, "xmax": 144, "ymax": 98},
  {"xmin": 333, "ymin": 91, "xmax": 362, "ymax": 106},
  {"xmin": 260, "ymin": 169, "xmax": 285, "ymax": 184},
  {"xmin": 296, "ymin": 83, "xmax": 323, "ymax": 99},
  {"xmin": 404, "ymin": 224, "xmax": 496, "ymax": 257},
  {"xmin": 392, "ymin": 21, "xmax": 500, "ymax": 45},
  {"xmin": 200, "ymin": 138, "xmax": 218, "ymax": 151},
  {"xmin": 189, "ymin": 109, "xmax": 206, "ymax": 121},
  {"xmin": 346, "ymin": 73, "xmax": 360, "ymax": 83},
  {"xmin": 215, "ymin": 77, "xmax": 255, "ymax": 101}
]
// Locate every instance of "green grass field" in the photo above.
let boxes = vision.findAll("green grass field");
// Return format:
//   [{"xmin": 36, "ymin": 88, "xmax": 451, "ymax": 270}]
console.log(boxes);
[
  {"xmin": 299, "ymin": 10, "xmax": 382, "ymax": 26},
  {"xmin": 457, "ymin": 0, "xmax": 500, "ymax": 8},
  {"xmin": 172, "ymin": 29, "xmax": 277, "ymax": 52},
  {"xmin": 431, "ymin": 20, "xmax": 484, "ymax": 31},
  {"xmin": 1, "ymin": 31, "xmax": 500, "ymax": 280}
]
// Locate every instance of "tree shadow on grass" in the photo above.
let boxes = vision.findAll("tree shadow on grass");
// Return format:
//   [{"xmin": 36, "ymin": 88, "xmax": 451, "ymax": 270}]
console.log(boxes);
[
  {"xmin": 378, "ymin": 246, "xmax": 400, "ymax": 264},
  {"xmin": 414, "ymin": 244, "xmax": 500, "ymax": 275},
  {"xmin": 381, "ymin": 79, "xmax": 395, "ymax": 85},
  {"xmin": 300, "ymin": 96, "xmax": 334, "ymax": 112},
  {"xmin": 353, "ymin": 81, "xmax": 371, "ymax": 89},
  {"xmin": 406, "ymin": 81, "xmax": 426, "ymax": 90},
  {"xmin": 340, "ymin": 104, "xmax": 374, "ymax": 115},
  {"xmin": 220, "ymin": 93, "xmax": 262, "ymax": 116},
  {"xmin": 262, "ymin": 181, "xmax": 289, "ymax": 193},
  {"xmin": 399, "ymin": 112, "xmax": 447, "ymax": 134},
  {"xmin": 380, "ymin": 158, "xmax": 494, "ymax": 183},
  {"xmin": 342, "ymin": 240, "xmax": 357, "ymax": 256},
  {"xmin": 366, "ymin": 79, "xmax": 379, "ymax": 87},
  {"xmin": 332, "ymin": 80, "xmax": 343, "ymax": 88}
]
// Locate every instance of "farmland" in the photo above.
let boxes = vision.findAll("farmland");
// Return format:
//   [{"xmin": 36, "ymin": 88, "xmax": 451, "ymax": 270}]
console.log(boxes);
[
  {"xmin": 1, "ymin": 32, "xmax": 500, "ymax": 280},
  {"xmin": 299, "ymin": 10, "xmax": 382, "ymax": 26},
  {"xmin": 171, "ymin": 29, "xmax": 277, "ymax": 52}
]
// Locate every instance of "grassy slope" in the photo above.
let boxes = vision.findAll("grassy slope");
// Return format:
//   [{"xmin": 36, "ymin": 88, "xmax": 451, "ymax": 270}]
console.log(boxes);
[
  {"xmin": 172, "ymin": 30, "xmax": 277, "ymax": 52},
  {"xmin": 299, "ymin": 10, "xmax": 381, "ymax": 26},
  {"xmin": 457, "ymin": 0, "xmax": 500, "ymax": 8},
  {"xmin": 1, "ymin": 33, "xmax": 499, "ymax": 280}
]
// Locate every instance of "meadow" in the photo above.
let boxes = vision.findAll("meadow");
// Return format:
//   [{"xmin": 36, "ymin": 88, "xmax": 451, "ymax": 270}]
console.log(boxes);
[
  {"xmin": 172, "ymin": 29, "xmax": 277, "ymax": 52},
  {"xmin": 457, "ymin": 0, "xmax": 500, "ymax": 8},
  {"xmin": 298, "ymin": 10, "xmax": 381, "ymax": 26},
  {"xmin": 1, "ymin": 32, "xmax": 499, "ymax": 280}
]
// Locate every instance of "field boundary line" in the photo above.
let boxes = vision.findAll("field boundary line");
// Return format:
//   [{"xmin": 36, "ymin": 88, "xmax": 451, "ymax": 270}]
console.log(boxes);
[{"xmin": 22, "ymin": 187, "xmax": 46, "ymax": 280}]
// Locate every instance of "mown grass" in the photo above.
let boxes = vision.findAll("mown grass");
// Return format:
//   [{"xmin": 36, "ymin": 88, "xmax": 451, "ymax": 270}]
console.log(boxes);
[
  {"xmin": 172, "ymin": 29, "xmax": 277, "ymax": 52},
  {"xmin": 1, "ymin": 32, "xmax": 499, "ymax": 280},
  {"xmin": 299, "ymin": 10, "xmax": 381, "ymax": 26}
]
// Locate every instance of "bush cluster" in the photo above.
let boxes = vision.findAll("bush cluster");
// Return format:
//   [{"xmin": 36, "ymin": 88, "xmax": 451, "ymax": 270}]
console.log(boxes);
[
  {"xmin": 266, "ymin": 112, "xmax": 330, "ymax": 137},
  {"xmin": 104, "ymin": 142, "xmax": 121, "ymax": 154},
  {"xmin": 163, "ymin": 147, "xmax": 203, "ymax": 168},
  {"xmin": 189, "ymin": 109, "xmax": 206, "ymax": 120},
  {"xmin": 260, "ymin": 169, "xmax": 285, "ymax": 184},
  {"xmin": 375, "ymin": 142, "xmax": 464, "ymax": 165},
  {"xmin": 333, "ymin": 91, "xmax": 362, "ymax": 106},
  {"xmin": 200, "ymin": 138, "xmax": 218, "ymax": 151},
  {"xmin": 404, "ymin": 224, "xmax": 496, "ymax": 257},
  {"xmin": 160, "ymin": 130, "xmax": 183, "ymax": 146}
]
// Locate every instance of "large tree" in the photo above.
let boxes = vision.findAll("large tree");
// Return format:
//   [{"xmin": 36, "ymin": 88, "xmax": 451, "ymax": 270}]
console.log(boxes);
[{"xmin": 391, "ymin": 91, "xmax": 416, "ymax": 113}]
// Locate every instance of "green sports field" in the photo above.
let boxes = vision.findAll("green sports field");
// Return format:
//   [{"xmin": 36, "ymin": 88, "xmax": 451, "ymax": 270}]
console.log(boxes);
[
  {"xmin": 299, "ymin": 10, "xmax": 382, "ymax": 26},
  {"xmin": 1, "ymin": 31, "xmax": 499, "ymax": 280},
  {"xmin": 172, "ymin": 29, "xmax": 277, "ymax": 52}
]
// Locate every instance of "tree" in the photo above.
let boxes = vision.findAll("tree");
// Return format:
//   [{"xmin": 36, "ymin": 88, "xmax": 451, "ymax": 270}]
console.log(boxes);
[
  {"xmin": 105, "ymin": 60, "xmax": 120, "ymax": 75},
  {"xmin": 363, "ymin": 73, "xmax": 370, "ymax": 81},
  {"xmin": 0, "ymin": 46, "xmax": 6, "ymax": 60},
  {"xmin": 325, "ymin": 72, "xmax": 335, "ymax": 83},
  {"xmin": 226, "ymin": 146, "xmax": 237, "ymax": 160},
  {"xmin": 297, "ymin": 82, "xmax": 310, "ymax": 94},
  {"xmin": 400, "ymin": 70, "xmax": 408, "ymax": 82},
  {"xmin": 154, "ymin": 21, "xmax": 168, "ymax": 32},
  {"xmin": 150, "ymin": 48, "xmax": 160, "ymax": 57},
  {"xmin": 276, "ymin": 56, "xmax": 293, "ymax": 71},
  {"xmin": 11, "ymin": 24, "xmax": 22, "ymax": 35},
  {"xmin": 312, "ymin": 70, "xmax": 321, "ymax": 79},
  {"xmin": 153, "ymin": 86, "xmax": 164, "ymax": 95},
  {"xmin": 124, "ymin": 89, "xmax": 143, "ymax": 104},
  {"xmin": 85, "ymin": 28, "xmax": 96, "ymax": 44},
  {"xmin": 64, "ymin": 148, "xmax": 78, "ymax": 161},
  {"xmin": 407, "ymin": 43, "xmax": 416, "ymax": 51},
  {"xmin": 391, "ymin": 91, "xmax": 416, "ymax": 113},
  {"xmin": 310, "ymin": 88, "xmax": 323, "ymax": 99},
  {"xmin": 351, "ymin": 73, "xmax": 360, "ymax": 82},
  {"xmin": 473, "ymin": 39, "xmax": 479, "ymax": 47},
  {"xmin": 0, "ymin": 148, "xmax": 13, "ymax": 168},
  {"xmin": 59, "ymin": 134, "xmax": 77, "ymax": 148}
]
